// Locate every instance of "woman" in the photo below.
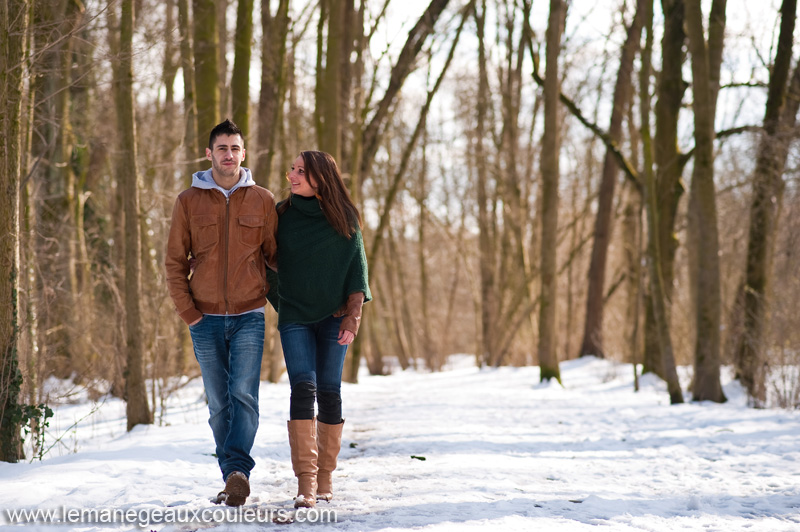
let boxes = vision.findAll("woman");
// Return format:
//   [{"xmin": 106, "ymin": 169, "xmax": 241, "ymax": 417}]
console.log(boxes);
[{"xmin": 269, "ymin": 150, "xmax": 371, "ymax": 508}]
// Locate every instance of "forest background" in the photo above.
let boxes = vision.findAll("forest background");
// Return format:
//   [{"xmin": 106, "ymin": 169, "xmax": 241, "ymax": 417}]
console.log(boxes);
[{"xmin": 1, "ymin": 0, "xmax": 799, "ymax": 461}]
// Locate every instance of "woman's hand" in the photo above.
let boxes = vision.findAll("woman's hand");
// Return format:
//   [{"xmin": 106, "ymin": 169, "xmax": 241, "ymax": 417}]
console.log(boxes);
[{"xmin": 338, "ymin": 329, "xmax": 355, "ymax": 345}]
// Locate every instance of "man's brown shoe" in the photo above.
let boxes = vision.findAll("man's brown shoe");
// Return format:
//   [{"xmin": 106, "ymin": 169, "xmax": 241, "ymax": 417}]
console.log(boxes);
[{"xmin": 223, "ymin": 471, "xmax": 250, "ymax": 506}]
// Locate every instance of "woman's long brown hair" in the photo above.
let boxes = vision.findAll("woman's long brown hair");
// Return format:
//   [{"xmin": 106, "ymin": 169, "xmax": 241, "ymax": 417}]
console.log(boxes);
[{"xmin": 278, "ymin": 151, "xmax": 362, "ymax": 238}]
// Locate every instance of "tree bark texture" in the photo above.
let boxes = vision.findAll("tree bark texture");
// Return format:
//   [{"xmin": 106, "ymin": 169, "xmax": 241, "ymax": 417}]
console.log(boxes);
[{"xmin": 537, "ymin": 0, "xmax": 565, "ymax": 382}]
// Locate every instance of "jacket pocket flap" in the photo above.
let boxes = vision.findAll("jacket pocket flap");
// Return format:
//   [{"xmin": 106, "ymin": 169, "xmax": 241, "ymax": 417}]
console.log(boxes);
[
  {"xmin": 238, "ymin": 215, "xmax": 265, "ymax": 228},
  {"xmin": 192, "ymin": 214, "xmax": 218, "ymax": 227}
]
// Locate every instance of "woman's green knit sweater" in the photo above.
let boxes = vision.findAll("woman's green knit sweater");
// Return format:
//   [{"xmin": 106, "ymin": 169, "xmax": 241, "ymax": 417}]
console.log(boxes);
[{"xmin": 268, "ymin": 194, "xmax": 371, "ymax": 327}]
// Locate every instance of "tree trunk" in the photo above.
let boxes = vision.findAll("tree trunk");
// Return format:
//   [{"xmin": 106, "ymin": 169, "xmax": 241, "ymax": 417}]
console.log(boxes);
[
  {"xmin": 20, "ymin": 89, "xmax": 39, "ymax": 420},
  {"xmin": 162, "ymin": 0, "xmax": 179, "ymax": 130},
  {"xmin": 113, "ymin": 0, "xmax": 153, "ymax": 430},
  {"xmin": 474, "ymin": 0, "xmax": 496, "ymax": 367},
  {"xmin": 640, "ymin": 0, "xmax": 684, "ymax": 403},
  {"xmin": 0, "ymin": 0, "xmax": 29, "ymax": 463},
  {"xmin": 216, "ymin": 0, "xmax": 229, "ymax": 118},
  {"xmin": 231, "ymin": 0, "xmax": 253, "ymax": 139},
  {"xmin": 70, "ymin": 12, "xmax": 97, "ymax": 376},
  {"xmin": 684, "ymin": 0, "xmax": 726, "ymax": 403},
  {"xmin": 642, "ymin": 0, "xmax": 687, "ymax": 377},
  {"xmin": 579, "ymin": 2, "xmax": 643, "ymax": 359},
  {"xmin": 177, "ymin": 0, "xmax": 199, "ymax": 176},
  {"xmin": 345, "ymin": 0, "xmax": 366, "ymax": 203},
  {"xmin": 256, "ymin": 0, "xmax": 289, "ymax": 188},
  {"xmin": 734, "ymin": 0, "xmax": 798, "ymax": 406},
  {"xmin": 387, "ymin": 228, "xmax": 417, "ymax": 369},
  {"xmin": 314, "ymin": 0, "xmax": 328, "ymax": 151},
  {"xmin": 193, "ymin": 0, "xmax": 220, "ymax": 166},
  {"xmin": 624, "ymin": 84, "xmax": 643, "ymax": 375},
  {"xmin": 537, "ymin": 0, "xmax": 564, "ymax": 383},
  {"xmin": 417, "ymin": 128, "xmax": 435, "ymax": 368},
  {"xmin": 622, "ymin": 182, "xmax": 643, "ymax": 368},
  {"xmin": 318, "ymin": 0, "xmax": 345, "ymax": 161}
]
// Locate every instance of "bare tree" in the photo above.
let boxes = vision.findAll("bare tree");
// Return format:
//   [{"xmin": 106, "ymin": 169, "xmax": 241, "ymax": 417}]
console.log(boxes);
[
  {"xmin": 356, "ymin": 0, "xmax": 451, "ymax": 185},
  {"xmin": 643, "ymin": 0, "xmax": 687, "ymax": 378},
  {"xmin": 0, "ymin": 0, "xmax": 29, "ymax": 462},
  {"xmin": 639, "ymin": 0, "xmax": 683, "ymax": 403},
  {"xmin": 684, "ymin": 0, "xmax": 726, "ymax": 402},
  {"xmin": 29, "ymin": 0, "xmax": 84, "ymax": 380},
  {"xmin": 733, "ymin": 0, "xmax": 798, "ymax": 406},
  {"xmin": 112, "ymin": 0, "xmax": 153, "ymax": 430},
  {"xmin": 346, "ymin": 0, "xmax": 455, "ymax": 381},
  {"xmin": 537, "ymin": 0, "xmax": 565, "ymax": 383},
  {"xmin": 474, "ymin": 0, "xmax": 496, "ymax": 367},
  {"xmin": 579, "ymin": 0, "xmax": 643, "ymax": 359}
]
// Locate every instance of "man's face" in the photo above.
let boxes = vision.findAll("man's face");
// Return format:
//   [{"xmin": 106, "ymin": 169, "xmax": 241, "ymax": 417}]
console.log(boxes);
[{"xmin": 206, "ymin": 134, "xmax": 245, "ymax": 182}]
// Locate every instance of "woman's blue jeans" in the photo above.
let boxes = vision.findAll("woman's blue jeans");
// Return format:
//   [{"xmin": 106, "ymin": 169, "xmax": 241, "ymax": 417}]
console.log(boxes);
[
  {"xmin": 279, "ymin": 315, "xmax": 348, "ymax": 423},
  {"xmin": 189, "ymin": 312, "xmax": 264, "ymax": 481}
]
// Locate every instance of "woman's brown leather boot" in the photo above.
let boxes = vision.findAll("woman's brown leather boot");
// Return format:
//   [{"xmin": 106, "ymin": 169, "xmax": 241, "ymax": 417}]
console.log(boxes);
[
  {"xmin": 287, "ymin": 418, "xmax": 318, "ymax": 508},
  {"xmin": 316, "ymin": 420, "xmax": 344, "ymax": 501}
]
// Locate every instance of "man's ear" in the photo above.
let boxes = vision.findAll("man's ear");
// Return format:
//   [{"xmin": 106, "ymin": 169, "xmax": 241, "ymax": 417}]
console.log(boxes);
[
  {"xmin": 241, "ymin": 148, "xmax": 246, "ymax": 161},
  {"xmin": 206, "ymin": 148, "xmax": 212, "ymax": 160}
]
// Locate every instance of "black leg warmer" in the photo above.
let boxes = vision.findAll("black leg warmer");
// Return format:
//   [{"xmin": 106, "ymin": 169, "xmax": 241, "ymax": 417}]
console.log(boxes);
[
  {"xmin": 317, "ymin": 390, "xmax": 343, "ymax": 425},
  {"xmin": 290, "ymin": 381, "xmax": 316, "ymax": 420}
]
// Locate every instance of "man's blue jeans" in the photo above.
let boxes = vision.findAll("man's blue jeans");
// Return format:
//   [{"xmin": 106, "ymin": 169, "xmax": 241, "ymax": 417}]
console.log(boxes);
[
  {"xmin": 189, "ymin": 312, "xmax": 264, "ymax": 480},
  {"xmin": 279, "ymin": 316, "xmax": 348, "ymax": 422}
]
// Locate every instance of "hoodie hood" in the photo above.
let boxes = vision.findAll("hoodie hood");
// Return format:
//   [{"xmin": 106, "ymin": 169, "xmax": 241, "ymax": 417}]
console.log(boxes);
[{"xmin": 192, "ymin": 167, "xmax": 255, "ymax": 197}]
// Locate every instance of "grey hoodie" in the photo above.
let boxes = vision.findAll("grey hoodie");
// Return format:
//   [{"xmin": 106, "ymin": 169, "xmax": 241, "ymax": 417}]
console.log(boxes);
[{"xmin": 191, "ymin": 167, "xmax": 255, "ymax": 198}]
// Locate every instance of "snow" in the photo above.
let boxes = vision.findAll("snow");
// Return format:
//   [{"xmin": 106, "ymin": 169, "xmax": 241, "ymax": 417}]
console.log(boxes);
[{"xmin": 2, "ymin": 356, "xmax": 799, "ymax": 531}]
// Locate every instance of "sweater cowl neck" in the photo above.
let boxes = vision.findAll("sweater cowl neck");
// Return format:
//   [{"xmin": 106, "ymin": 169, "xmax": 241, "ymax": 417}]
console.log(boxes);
[{"xmin": 290, "ymin": 194, "xmax": 324, "ymax": 217}]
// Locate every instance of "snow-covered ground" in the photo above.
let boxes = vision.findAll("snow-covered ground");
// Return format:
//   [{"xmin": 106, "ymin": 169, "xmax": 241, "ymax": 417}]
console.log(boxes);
[{"xmin": 1, "ymin": 355, "xmax": 799, "ymax": 531}]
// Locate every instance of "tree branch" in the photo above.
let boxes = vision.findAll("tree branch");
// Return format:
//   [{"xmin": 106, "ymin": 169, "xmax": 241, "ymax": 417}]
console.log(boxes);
[{"xmin": 524, "ymin": 38, "xmax": 642, "ymax": 191}]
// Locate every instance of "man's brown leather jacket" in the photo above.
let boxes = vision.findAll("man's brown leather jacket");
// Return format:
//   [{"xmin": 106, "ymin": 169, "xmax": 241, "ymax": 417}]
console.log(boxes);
[{"xmin": 166, "ymin": 184, "xmax": 278, "ymax": 325}]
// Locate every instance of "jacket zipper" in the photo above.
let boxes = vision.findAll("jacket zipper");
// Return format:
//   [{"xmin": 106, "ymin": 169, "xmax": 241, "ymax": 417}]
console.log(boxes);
[{"xmin": 224, "ymin": 195, "xmax": 230, "ymax": 314}]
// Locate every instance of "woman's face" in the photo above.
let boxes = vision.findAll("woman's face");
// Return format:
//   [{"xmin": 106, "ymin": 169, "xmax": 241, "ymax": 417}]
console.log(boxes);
[{"xmin": 287, "ymin": 155, "xmax": 318, "ymax": 197}]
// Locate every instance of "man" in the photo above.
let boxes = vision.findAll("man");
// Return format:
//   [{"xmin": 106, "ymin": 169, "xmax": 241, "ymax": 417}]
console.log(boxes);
[{"xmin": 166, "ymin": 119, "xmax": 277, "ymax": 506}]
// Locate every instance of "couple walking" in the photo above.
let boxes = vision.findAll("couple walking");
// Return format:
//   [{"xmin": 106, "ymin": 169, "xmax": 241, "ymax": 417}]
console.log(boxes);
[{"xmin": 165, "ymin": 119, "xmax": 371, "ymax": 508}]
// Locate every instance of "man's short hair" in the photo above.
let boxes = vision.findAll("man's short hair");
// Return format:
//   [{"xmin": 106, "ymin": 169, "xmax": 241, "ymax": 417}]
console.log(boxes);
[{"xmin": 209, "ymin": 119, "xmax": 244, "ymax": 150}]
